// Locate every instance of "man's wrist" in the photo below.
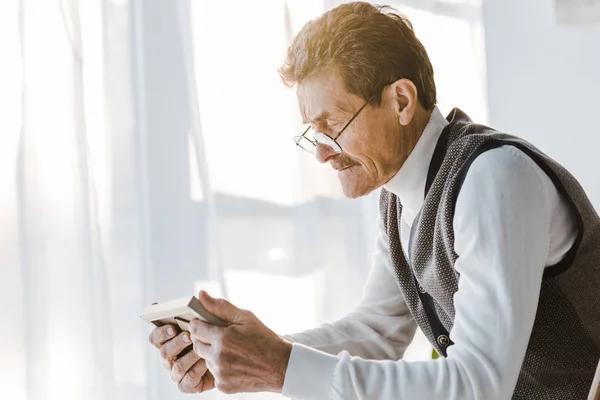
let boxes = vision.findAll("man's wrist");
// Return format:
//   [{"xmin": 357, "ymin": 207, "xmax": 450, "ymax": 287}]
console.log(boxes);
[{"xmin": 272, "ymin": 339, "xmax": 293, "ymax": 393}]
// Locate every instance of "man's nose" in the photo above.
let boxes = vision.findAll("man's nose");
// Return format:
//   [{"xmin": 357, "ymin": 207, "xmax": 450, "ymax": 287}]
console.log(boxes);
[{"xmin": 315, "ymin": 143, "xmax": 338, "ymax": 163}]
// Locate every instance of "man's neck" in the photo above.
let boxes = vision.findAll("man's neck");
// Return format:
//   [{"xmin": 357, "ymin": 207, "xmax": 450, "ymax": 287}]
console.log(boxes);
[
  {"xmin": 386, "ymin": 106, "xmax": 433, "ymax": 184},
  {"xmin": 383, "ymin": 107, "xmax": 449, "ymax": 211}
]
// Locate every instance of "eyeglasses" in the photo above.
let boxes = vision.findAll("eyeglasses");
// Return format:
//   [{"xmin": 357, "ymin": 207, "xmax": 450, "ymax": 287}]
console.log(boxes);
[{"xmin": 293, "ymin": 83, "xmax": 390, "ymax": 155}]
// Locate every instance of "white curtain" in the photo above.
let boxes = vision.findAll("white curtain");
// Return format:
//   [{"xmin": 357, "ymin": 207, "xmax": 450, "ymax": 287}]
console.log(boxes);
[
  {"xmin": 0, "ymin": 0, "xmax": 149, "ymax": 399},
  {"xmin": 0, "ymin": 1, "xmax": 486, "ymax": 399}
]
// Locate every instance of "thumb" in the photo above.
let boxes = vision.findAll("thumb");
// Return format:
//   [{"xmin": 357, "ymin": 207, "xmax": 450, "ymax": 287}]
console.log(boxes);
[{"xmin": 198, "ymin": 290, "xmax": 242, "ymax": 324}]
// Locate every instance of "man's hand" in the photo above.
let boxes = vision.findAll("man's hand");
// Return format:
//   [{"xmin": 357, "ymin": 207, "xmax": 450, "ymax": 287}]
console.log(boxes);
[
  {"xmin": 148, "ymin": 323, "xmax": 215, "ymax": 393},
  {"xmin": 189, "ymin": 291, "xmax": 293, "ymax": 395}
]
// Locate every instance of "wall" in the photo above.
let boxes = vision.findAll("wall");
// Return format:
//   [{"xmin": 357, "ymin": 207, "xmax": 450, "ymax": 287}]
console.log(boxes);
[{"xmin": 483, "ymin": 0, "xmax": 600, "ymax": 208}]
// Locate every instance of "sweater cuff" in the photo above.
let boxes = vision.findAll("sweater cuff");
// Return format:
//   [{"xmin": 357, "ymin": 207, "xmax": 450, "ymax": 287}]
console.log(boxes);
[{"xmin": 282, "ymin": 343, "xmax": 339, "ymax": 399}]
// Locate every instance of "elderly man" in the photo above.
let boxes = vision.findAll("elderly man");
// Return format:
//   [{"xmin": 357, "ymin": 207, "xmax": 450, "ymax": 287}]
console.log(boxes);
[{"xmin": 148, "ymin": 2, "xmax": 600, "ymax": 399}]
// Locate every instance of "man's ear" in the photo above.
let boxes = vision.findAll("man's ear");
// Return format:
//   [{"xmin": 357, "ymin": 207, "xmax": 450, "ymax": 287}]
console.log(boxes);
[{"xmin": 389, "ymin": 78, "xmax": 419, "ymax": 126}]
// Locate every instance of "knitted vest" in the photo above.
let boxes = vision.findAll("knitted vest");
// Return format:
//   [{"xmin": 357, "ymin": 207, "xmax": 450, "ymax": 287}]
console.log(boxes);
[{"xmin": 380, "ymin": 108, "xmax": 600, "ymax": 399}]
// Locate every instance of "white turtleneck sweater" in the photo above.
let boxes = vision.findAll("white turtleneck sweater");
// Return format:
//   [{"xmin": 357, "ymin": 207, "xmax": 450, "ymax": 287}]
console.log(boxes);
[{"xmin": 281, "ymin": 107, "xmax": 578, "ymax": 399}]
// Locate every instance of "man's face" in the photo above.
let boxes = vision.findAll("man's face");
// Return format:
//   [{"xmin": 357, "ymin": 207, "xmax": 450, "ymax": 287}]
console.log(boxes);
[{"xmin": 297, "ymin": 69, "xmax": 420, "ymax": 198}]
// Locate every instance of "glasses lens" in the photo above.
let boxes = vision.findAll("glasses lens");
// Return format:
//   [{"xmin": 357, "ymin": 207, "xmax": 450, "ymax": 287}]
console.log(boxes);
[
  {"xmin": 313, "ymin": 131, "xmax": 342, "ymax": 153},
  {"xmin": 294, "ymin": 135, "xmax": 316, "ymax": 154}
]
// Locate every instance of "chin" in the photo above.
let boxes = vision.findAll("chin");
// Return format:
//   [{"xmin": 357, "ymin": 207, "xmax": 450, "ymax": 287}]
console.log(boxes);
[
  {"xmin": 340, "ymin": 181, "xmax": 374, "ymax": 199},
  {"xmin": 338, "ymin": 167, "xmax": 378, "ymax": 198}
]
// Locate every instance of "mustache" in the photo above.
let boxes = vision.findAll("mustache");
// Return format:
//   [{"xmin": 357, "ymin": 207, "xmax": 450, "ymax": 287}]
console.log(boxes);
[{"xmin": 330, "ymin": 155, "xmax": 356, "ymax": 171}]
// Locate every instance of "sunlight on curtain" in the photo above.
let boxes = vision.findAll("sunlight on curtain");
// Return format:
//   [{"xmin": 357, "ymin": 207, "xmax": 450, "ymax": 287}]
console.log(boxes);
[
  {"xmin": 189, "ymin": 0, "xmax": 343, "ymax": 207},
  {"xmin": 0, "ymin": 0, "xmax": 24, "ymax": 398},
  {"xmin": 0, "ymin": 0, "xmax": 143, "ymax": 399}
]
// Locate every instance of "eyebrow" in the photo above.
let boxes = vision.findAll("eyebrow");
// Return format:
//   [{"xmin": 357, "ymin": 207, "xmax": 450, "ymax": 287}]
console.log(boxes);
[{"xmin": 302, "ymin": 111, "xmax": 331, "ymax": 125}]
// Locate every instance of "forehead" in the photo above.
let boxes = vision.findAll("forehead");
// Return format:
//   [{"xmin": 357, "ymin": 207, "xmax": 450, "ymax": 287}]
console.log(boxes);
[{"xmin": 297, "ymin": 70, "xmax": 358, "ymax": 123}]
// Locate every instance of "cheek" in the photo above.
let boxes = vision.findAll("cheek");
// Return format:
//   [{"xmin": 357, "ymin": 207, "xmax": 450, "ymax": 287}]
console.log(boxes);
[
  {"xmin": 339, "ymin": 135, "xmax": 373, "ymax": 166},
  {"xmin": 362, "ymin": 131, "xmax": 403, "ymax": 173},
  {"xmin": 341, "ymin": 114, "xmax": 400, "ymax": 174},
  {"xmin": 343, "ymin": 141, "xmax": 382, "ymax": 177}
]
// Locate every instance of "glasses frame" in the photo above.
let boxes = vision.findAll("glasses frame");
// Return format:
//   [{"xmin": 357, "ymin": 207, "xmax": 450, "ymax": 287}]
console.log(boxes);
[{"xmin": 294, "ymin": 82, "xmax": 391, "ymax": 155}]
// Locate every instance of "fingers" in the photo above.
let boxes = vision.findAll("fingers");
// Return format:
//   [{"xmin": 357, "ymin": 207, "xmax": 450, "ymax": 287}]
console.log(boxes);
[
  {"xmin": 162, "ymin": 355, "xmax": 174, "ymax": 372},
  {"xmin": 149, "ymin": 324, "xmax": 178, "ymax": 348},
  {"xmin": 178, "ymin": 358, "xmax": 210, "ymax": 393},
  {"xmin": 200, "ymin": 369, "xmax": 216, "ymax": 393},
  {"xmin": 192, "ymin": 338, "xmax": 212, "ymax": 360},
  {"xmin": 189, "ymin": 319, "xmax": 221, "ymax": 344},
  {"xmin": 160, "ymin": 331, "xmax": 192, "ymax": 366},
  {"xmin": 198, "ymin": 291, "xmax": 242, "ymax": 324},
  {"xmin": 171, "ymin": 347, "xmax": 201, "ymax": 383}
]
